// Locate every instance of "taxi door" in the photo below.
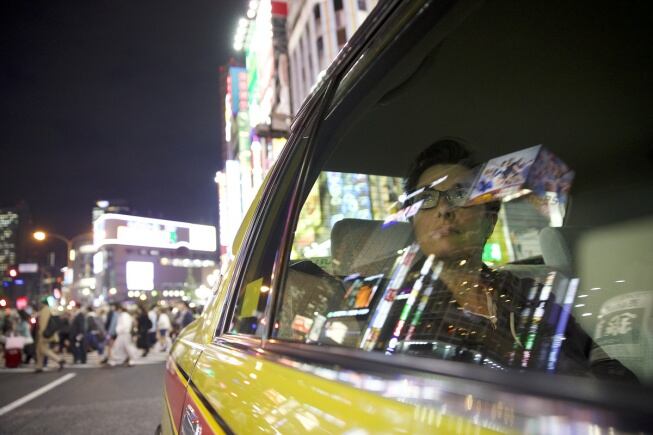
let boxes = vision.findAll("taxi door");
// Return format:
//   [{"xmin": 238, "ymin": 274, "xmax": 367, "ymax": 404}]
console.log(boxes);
[{"xmin": 162, "ymin": 321, "xmax": 206, "ymax": 435}]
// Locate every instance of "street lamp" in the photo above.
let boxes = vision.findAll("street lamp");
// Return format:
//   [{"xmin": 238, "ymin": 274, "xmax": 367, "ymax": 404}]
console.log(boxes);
[{"xmin": 33, "ymin": 231, "xmax": 74, "ymax": 268}]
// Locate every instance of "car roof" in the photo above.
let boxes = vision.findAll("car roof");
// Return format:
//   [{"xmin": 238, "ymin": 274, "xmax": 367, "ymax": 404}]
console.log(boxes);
[{"xmin": 323, "ymin": 0, "xmax": 653, "ymax": 193}]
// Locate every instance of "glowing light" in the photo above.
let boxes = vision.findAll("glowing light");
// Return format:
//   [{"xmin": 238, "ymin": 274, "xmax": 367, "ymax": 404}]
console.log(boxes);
[
  {"xmin": 8, "ymin": 269, "xmax": 17, "ymax": 278},
  {"xmin": 126, "ymin": 261, "xmax": 154, "ymax": 291},
  {"xmin": 590, "ymin": 287, "xmax": 601, "ymax": 291},
  {"xmin": 582, "ymin": 313, "xmax": 593, "ymax": 317},
  {"xmin": 109, "ymin": 287, "xmax": 117, "ymax": 295},
  {"xmin": 0, "ymin": 299, "xmax": 6, "ymax": 307},
  {"xmin": 33, "ymin": 231, "xmax": 46, "ymax": 241},
  {"xmin": 577, "ymin": 294, "xmax": 588, "ymax": 298}
]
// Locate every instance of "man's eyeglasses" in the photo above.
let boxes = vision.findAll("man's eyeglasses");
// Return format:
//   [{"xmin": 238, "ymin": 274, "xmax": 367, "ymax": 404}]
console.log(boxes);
[{"xmin": 404, "ymin": 186, "xmax": 469, "ymax": 210}]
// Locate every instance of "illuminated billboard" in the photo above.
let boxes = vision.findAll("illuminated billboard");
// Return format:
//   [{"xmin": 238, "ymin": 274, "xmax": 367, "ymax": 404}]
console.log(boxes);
[
  {"xmin": 126, "ymin": 261, "xmax": 154, "ymax": 291},
  {"xmin": 94, "ymin": 214, "xmax": 217, "ymax": 252}
]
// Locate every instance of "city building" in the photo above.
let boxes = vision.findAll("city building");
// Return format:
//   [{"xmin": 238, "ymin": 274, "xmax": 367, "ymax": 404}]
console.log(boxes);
[
  {"xmin": 92, "ymin": 199, "xmax": 132, "ymax": 222},
  {"xmin": 216, "ymin": 0, "xmax": 292, "ymax": 260},
  {"xmin": 68, "ymin": 233, "xmax": 97, "ymax": 305},
  {"xmin": 0, "ymin": 203, "xmax": 31, "ymax": 274},
  {"xmin": 215, "ymin": 1, "xmax": 379, "ymax": 262},
  {"xmin": 287, "ymin": 0, "xmax": 378, "ymax": 114},
  {"xmin": 92, "ymin": 214, "xmax": 218, "ymax": 305},
  {"xmin": 0, "ymin": 203, "xmax": 42, "ymax": 304}
]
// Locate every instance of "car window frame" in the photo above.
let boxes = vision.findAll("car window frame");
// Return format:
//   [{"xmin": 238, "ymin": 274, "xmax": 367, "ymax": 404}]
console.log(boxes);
[{"xmin": 211, "ymin": 0, "xmax": 423, "ymax": 346}]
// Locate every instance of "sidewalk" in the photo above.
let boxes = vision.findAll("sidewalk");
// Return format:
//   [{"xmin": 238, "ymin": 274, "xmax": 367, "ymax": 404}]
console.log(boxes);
[{"xmin": 0, "ymin": 348, "xmax": 167, "ymax": 373}]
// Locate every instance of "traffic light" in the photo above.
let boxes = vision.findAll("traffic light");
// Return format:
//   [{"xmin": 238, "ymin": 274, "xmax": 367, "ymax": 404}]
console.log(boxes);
[
  {"xmin": 7, "ymin": 267, "xmax": 17, "ymax": 278},
  {"xmin": 0, "ymin": 297, "xmax": 8, "ymax": 308}
]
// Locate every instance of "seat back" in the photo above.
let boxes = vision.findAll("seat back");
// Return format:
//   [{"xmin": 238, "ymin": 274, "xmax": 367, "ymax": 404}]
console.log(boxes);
[{"xmin": 331, "ymin": 218, "xmax": 414, "ymax": 277}]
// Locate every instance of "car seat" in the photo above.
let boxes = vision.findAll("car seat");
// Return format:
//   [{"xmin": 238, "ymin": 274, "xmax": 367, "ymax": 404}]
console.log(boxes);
[{"xmin": 330, "ymin": 218, "xmax": 414, "ymax": 277}]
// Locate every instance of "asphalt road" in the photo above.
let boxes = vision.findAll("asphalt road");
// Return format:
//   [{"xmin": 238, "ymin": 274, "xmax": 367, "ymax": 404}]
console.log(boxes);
[{"xmin": 0, "ymin": 363, "xmax": 165, "ymax": 435}]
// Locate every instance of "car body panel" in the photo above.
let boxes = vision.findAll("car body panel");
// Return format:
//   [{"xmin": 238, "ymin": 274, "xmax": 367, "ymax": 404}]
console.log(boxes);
[{"xmin": 186, "ymin": 342, "xmax": 504, "ymax": 434}]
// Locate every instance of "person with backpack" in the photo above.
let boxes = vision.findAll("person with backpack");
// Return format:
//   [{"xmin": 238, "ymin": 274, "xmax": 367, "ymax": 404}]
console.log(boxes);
[
  {"xmin": 35, "ymin": 298, "xmax": 64, "ymax": 372},
  {"xmin": 86, "ymin": 309, "xmax": 106, "ymax": 356}
]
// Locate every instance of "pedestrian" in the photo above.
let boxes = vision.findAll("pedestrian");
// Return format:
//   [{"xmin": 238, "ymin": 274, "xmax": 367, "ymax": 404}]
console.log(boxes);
[
  {"xmin": 101, "ymin": 303, "xmax": 119, "ymax": 364},
  {"xmin": 136, "ymin": 305, "xmax": 152, "ymax": 357},
  {"xmin": 180, "ymin": 302, "xmax": 195, "ymax": 328},
  {"xmin": 57, "ymin": 311, "xmax": 71, "ymax": 354},
  {"xmin": 147, "ymin": 304, "xmax": 158, "ymax": 350},
  {"xmin": 109, "ymin": 304, "xmax": 139, "ymax": 367},
  {"xmin": 35, "ymin": 298, "xmax": 65, "ymax": 372},
  {"xmin": 86, "ymin": 309, "xmax": 106, "ymax": 356},
  {"xmin": 16, "ymin": 310, "xmax": 35, "ymax": 364},
  {"xmin": 69, "ymin": 304, "xmax": 88, "ymax": 364},
  {"xmin": 156, "ymin": 307, "xmax": 172, "ymax": 352}
]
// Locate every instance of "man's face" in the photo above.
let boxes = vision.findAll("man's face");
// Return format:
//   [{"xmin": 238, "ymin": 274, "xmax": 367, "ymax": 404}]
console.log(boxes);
[{"xmin": 411, "ymin": 164, "xmax": 493, "ymax": 260}]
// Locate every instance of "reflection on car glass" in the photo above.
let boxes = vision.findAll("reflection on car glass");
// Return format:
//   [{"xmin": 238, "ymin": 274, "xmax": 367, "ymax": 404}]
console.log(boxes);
[{"xmin": 281, "ymin": 139, "xmax": 639, "ymax": 383}]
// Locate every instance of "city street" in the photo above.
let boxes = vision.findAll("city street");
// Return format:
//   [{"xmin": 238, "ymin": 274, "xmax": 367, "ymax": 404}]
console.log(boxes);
[{"xmin": 0, "ymin": 362, "xmax": 165, "ymax": 435}]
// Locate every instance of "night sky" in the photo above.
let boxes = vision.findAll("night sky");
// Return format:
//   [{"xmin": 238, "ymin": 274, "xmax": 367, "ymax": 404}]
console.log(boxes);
[{"xmin": 1, "ymin": 0, "xmax": 244, "ymax": 238}]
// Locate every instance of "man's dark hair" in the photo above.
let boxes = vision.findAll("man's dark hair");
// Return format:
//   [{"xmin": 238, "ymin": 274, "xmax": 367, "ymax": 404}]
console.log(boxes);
[
  {"xmin": 404, "ymin": 139, "xmax": 476, "ymax": 192},
  {"xmin": 404, "ymin": 138, "xmax": 500, "ymax": 215}
]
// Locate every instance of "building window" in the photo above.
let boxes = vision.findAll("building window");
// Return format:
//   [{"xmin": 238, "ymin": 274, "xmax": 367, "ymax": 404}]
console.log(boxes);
[
  {"xmin": 333, "ymin": 0, "xmax": 343, "ymax": 12},
  {"xmin": 313, "ymin": 3, "xmax": 321, "ymax": 20},
  {"xmin": 357, "ymin": 0, "xmax": 367, "ymax": 11},
  {"xmin": 317, "ymin": 36, "xmax": 324, "ymax": 69},
  {"xmin": 337, "ymin": 28, "xmax": 347, "ymax": 47}
]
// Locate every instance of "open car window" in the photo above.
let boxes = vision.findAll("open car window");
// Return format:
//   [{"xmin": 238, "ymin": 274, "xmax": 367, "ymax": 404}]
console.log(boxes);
[{"xmin": 271, "ymin": 0, "xmax": 653, "ymax": 385}]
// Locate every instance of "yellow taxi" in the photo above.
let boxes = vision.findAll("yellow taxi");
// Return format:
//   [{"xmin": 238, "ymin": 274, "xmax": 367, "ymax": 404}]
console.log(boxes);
[{"xmin": 160, "ymin": 0, "xmax": 653, "ymax": 433}]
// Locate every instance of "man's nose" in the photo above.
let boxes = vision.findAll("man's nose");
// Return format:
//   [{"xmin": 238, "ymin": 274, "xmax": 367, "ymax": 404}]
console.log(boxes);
[{"xmin": 435, "ymin": 200, "xmax": 456, "ymax": 220}]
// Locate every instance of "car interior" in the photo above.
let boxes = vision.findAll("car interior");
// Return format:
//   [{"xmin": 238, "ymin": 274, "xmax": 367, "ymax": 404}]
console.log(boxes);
[{"xmin": 272, "ymin": 0, "xmax": 653, "ymax": 383}]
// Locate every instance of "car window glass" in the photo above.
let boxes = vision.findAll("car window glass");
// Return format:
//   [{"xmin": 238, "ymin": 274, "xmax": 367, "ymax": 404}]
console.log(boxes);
[
  {"xmin": 225, "ymin": 109, "xmax": 322, "ymax": 338},
  {"xmin": 271, "ymin": 0, "xmax": 653, "ymax": 385}
]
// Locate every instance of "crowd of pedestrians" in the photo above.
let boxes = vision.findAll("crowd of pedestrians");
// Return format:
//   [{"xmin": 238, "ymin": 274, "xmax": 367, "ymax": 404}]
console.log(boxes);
[{"xmin": 0, "ymin": 298, "xmax": 199, "ymax": 371}]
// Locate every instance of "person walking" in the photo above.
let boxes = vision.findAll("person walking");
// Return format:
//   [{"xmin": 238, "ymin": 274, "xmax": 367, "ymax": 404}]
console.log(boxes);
[
  {"xmin": 69, "ymin": 304, "xmax": 88, "ymax": 364},
  {"xmin": 109, "ymin": 304, "xmax": 138, "ymax": 367},
  {"xmin": 16, "ymin": 310, "xmax": 35, "ymax": 365},
  {"xmin": 136, "ymin": 305, "xmax": 152, "ymax": 357},
  {"xmin": 35, "ymin": 298, "xmax": 64, "ymax": 372},
  {"xmin": 180, "ymin": 302, "xmax": 195, "ymax": 329},
  {"xmin": 156, "ymin": 307, "xmax": 172, "ymax": 352},
  {"xmin": 101, "ymin": 304, "xmax": 119, "ymax": 364},
  {"xmin": 86, "ymin": 309, "xmax": 106, "ymax": 356},
  {"xmin": 147, "ymin": 305, "xmax": 157, "ymax": 351}
]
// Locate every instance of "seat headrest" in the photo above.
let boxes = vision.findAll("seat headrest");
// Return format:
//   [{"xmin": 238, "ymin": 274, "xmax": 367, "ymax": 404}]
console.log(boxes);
[
  {"xmin": 539, "ymin": 226, "xmax": 583, "ymax": 275},
  {"xmin": 331, "ymin": 218, "xmax": 414, "ymax": 276}
]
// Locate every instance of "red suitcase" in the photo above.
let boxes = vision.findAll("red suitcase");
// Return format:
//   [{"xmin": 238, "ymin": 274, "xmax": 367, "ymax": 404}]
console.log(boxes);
[{"xmin": 5, "ymin": 348, "xmax": 22, "ymax": 368}]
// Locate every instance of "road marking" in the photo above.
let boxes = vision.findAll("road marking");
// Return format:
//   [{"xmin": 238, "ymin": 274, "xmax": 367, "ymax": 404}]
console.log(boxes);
[{"xmin": 0, "ymin": 373, "xmax": 76, "ymax": 416}]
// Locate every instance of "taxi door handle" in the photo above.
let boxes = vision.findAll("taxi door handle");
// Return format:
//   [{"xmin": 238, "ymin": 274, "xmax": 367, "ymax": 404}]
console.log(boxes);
[{"xmin": 181, "ymin": 404, "xmax": 202, "ymax": 435}]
